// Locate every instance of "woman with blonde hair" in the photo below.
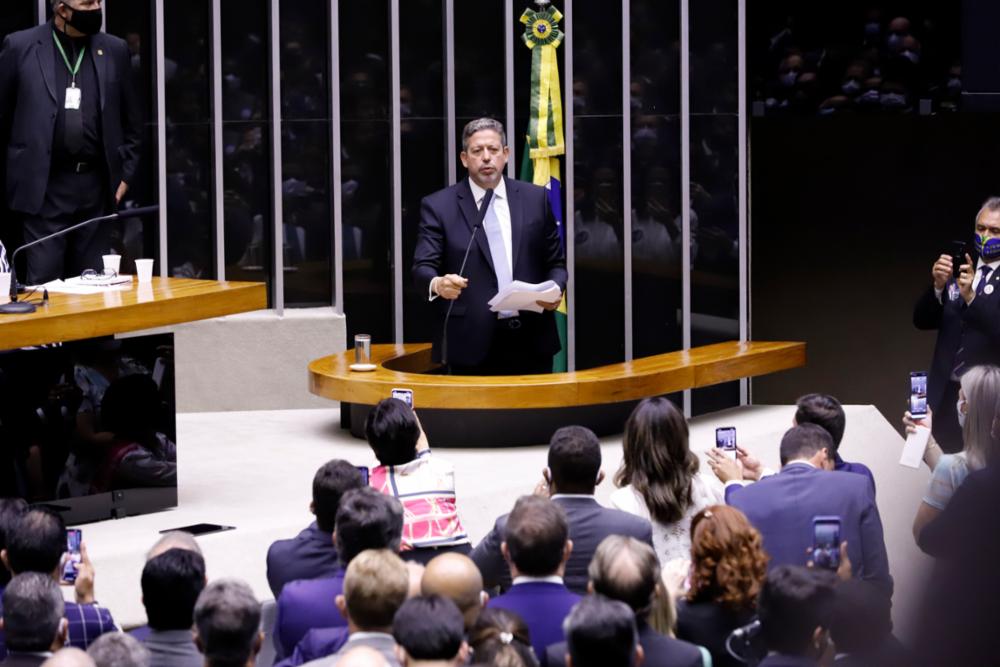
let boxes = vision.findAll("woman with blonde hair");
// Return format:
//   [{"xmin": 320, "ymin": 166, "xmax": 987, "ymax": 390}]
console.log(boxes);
[{"xmin": 904, "ymin": 364, "xmax": 1000, "ymax": 542}]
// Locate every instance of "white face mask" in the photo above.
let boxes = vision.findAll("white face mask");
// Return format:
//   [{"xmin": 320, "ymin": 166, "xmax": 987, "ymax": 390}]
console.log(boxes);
[{"xmin": 957, "ymin": 398, "xmax": 967, "ymax": 429}]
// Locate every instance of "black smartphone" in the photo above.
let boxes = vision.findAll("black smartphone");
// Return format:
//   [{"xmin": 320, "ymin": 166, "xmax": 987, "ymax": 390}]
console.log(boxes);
[
  {"xmin": 159, "ymin": 523, "xmax": 235, "ymax": 536},
  {"xmin": 356, "ymin": 465, "xmax": 370, "ymax": 485},
  {"xmin": 715, "ymin": 426, "xmax": 737, "ymax": 461},
  {"xmin": 952, "ymin": 240, "xmax": 968, "ymax": 279},
  {"xmin": 812, "ymin": 516, "xmax": 841, "ymax": 570},
  {"xmin": 909, "ymin": 371, "xmax": 928, "ymax": 418},
  {"xmin": 62, "ymin": 529, "xmax": 82, "ymax": 583}
]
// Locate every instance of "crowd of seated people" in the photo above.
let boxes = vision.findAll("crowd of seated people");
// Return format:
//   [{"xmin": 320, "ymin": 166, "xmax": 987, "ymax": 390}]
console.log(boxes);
[{"xmin": 4, "ymin": 367, "xmax": 1000, "ymax": 667}]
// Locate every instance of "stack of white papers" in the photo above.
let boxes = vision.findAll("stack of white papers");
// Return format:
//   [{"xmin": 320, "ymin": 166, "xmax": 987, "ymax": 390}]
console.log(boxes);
[
  {"xmin": 488, "ymin": 280, "xmax": 561, "ymax": 314},
  {"xmin": 42, "ymin": 276, "xmax": 133, "ymax": 295}
]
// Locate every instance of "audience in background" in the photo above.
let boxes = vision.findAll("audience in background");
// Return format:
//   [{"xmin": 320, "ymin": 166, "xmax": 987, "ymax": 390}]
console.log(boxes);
[
  {"xmin": 420, "ymin": 554, "xmax": 486, "ymax": 633},
  {"xmin": 289, "ymin": 549, "xmax": 409, "ymax": 667},
  {"xmin": 467, "ymin": 608, "xmax": 538, "ymax": 667},
  {"xmin": 829, "ymin": 580, "xmax": 910, "ymax": 667},
  {"xmin": 756, "ymin": 566, "xmax": 837, "ymax": 667},
  {"xmin": 193, "ymin": 579, "xmax": 262, "ymax": 667},
  {"xmin": 391, "ymin": 596, "xmax": 469, "ymax": 667},
  {"xmin": 365, "ymin": 399, "xmax": 470, "ymax": 565},
  {"xmin": 712, "ymin": 424, "xmax": 893, "ymax": 596},
  {"xmin": 0, "ymin": 509, "xmax": 116, "ymax": 653},
  {"xmin": 138, "ymin": 548, "xmax": 206, "ymax": 667},
  {"xmin": 610, "ymin": 398, "xmax": 724, "ymax": 564},
  {"xmin": 472, "ymin": 426, "xmax": 653, "ymax": 593},
  {"xmin": 41, "ymin": 648, "xmax": 95, "ymax": 667},
  {"xmin": 1, "ymin": 572, "xmax": 66, "ymax": 665},
  {"xmin": 669, "ymin": 506, "xmax": 768, "ymax": 667},
  {"xmin": 276, "ymin": 488, "xmax": 404, "ymax": 660},
  {"xmin": 904, "ymin": 364, "xmax": 1000, "ymax": 542},
  {"xmin": 547, "ymin": 535, "xmax": 703, "ymax": 667},
  {"xmin": 267, "ymin": 460, "xmax": 365, "ymax": 598},
  {"xmin": 487, "ymin": 495, "xmax": 580, "ymax": 665},
  {"xmin": 86, "ymin": 633, "xmax": 150, "ymax": 667},
  {"xmin": 565, "ymin": 595, "xmax": 642, "ymax": 667}
]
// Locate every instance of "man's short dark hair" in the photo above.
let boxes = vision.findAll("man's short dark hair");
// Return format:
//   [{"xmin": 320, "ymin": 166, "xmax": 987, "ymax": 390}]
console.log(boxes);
[
  {"xmin": 142, "ymin": 548, "xmax": 207, "ymax": 631},
  {"xmin": 0, "ymin": 498, "xmax": 28, "ymax": 586},
  {"xmin": 393, "ymin": 595, "xmax": 465, "ymax": 661},
  {"xmin": 335, "ymin": 487, "xmax": 404, "ymax": 565},
  {"xmin": 566, "ymin": 595, "xmax": 639, "ymax": 667},
  {"xmin": 461, "ymin": 118, "xmax": 507, "ymax": 151},
  {"xmin": 795, "ymin": 394, "xmax": 846, "ymax": 449},
  {"xmin": 364, "ymin": 398, "xmax": 420, "ymax": 466},
  {"xmin": 758, "ymin": 566, "xmax": 836, "ymax": 656},
  {"xmin": 313, "ymin": 459, "xmax": 365, "ymax": 534},
  {"xmin": 2, "ymin": 572, "xmax": 64, "ymax": 652},
  {"xmin": 829, "ymin": 580, "xmax": 893, "ymax": 655},
  {"xmin": 779, "ymin": 424, "xmax": 834, "ymax": 466},
  {"xmin": 503, "ymin": 495, "xmax": 568, "ymax": 576},
  {"xmin": 194, "ymin": 579, "xmax": 261, "ymax": 667},
  {"xmin": 548, "ymin": 426, "xmax": 602, "ymax": 494},
  {"xmin": 5, "ymin": 508, "xmax": 66, "ymax": 575}
]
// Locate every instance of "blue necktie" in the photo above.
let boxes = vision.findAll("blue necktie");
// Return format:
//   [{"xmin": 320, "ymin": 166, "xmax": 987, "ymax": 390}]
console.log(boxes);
[
  {"xmin": 482, "ymin": 196, "xmax": 515, "ymax": 317},
  {"xmin": 976, "ymin": 264, "xmax": 993, "ymax": 296}
]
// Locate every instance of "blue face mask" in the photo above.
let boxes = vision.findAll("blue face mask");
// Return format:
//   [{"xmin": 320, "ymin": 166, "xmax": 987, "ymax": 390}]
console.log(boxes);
[{"xmin": 975, "ymin": 233, "xmax": 1000, "ymax": 262}]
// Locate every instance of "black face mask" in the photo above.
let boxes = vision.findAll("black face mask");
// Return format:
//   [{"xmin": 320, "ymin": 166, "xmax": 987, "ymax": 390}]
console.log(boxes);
[{"xmin": 61, "ymin": 3, "xmax": 103, "ymax": 36}]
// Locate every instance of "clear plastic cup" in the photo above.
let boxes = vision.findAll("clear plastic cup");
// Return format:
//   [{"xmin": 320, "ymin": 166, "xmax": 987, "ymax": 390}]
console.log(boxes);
[
  {"xmin": 102, "ymin": 254, "xmax": 121, "ymax": 274},
  {"xmin": 135, "ymin": 259, "xmax": 154, "ymax": 283}
]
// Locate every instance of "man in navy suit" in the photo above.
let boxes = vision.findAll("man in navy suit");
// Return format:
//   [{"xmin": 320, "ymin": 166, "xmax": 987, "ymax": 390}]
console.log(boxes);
[
  {"xmin": 0, "ymin": 0, "xmax": 141, "ymax": 283},
  {"xmin": 412, "ymin": 118, "xmax": 567, "ymax": 375},
  {"xmin": 472, "ymin": 426, "xmax": 653, "ymax": 594},
  {"xmin": 755, "ymin": 566, "xmax": 837, "ymax": 667},
  {"xmin": 274, "ymin": 488, "xmax": 404, "ymax": 661},
  {"xmin": 721, "ymin": 425, "xmax": 892, "ymax": 597},
  {"xmin": 486, "ymin": 495, "xmax": 580, "ymax": 666},
  {"xmin": 914, "ymin": 197, "xmax": 1000, "ymax": 452},
  {"xmin": 267, "ymin": 460, "xmax": 365, "ymax": 598}
]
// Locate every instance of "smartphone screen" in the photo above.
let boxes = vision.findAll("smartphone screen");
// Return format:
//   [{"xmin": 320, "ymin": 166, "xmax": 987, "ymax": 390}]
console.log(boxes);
[
  {"xmin": 356, "ymin": 465, "xmax": 370, "ymax": 485},
  {"xmin": 715, "ymin": 427, "xmax": 737, "ymax": 460},
  {"xmin": 391, "ymin": 388, "xmax": 413, "ymax": 409},
  {"xmin": 812, "ymin": 517, "xmax": 841, "ymax": 570},
  {"xmin": 910, "ymin": 372, "xmax": 928, "ymax": 418},
  {"xmin": 62, "ymin": 529, "xmax": 82, "ymax": 583}
]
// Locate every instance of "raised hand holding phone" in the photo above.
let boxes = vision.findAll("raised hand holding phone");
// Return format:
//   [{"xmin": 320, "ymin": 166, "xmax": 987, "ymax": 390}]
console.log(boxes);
[{"xmin": 958, "ymin": 253, "xmax": 976, "ymax": 304}]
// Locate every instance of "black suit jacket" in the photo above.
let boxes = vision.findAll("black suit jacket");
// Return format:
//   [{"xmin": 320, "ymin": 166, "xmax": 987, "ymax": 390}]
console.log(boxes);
[
  {"xmin": 412, "ymin": 177, "xmax": 567, "ymax": 366},
  {"xmin": 913, "ymin": 269, "xmax": 1000, "ymax": 414},
  {"xmin": 0, "ymin": 23, "xmax": 141, "ymax": 215},
  {"xmin": 676, "ymin": 600, "xmax": 755, "ymax": 667},
  {"xmin": 470, "ymin": 495, "xmax": 654, "ymax": 594},
  {"xmin": 545, "ymin": 621, "xmax": 703, "ymax": 667}
]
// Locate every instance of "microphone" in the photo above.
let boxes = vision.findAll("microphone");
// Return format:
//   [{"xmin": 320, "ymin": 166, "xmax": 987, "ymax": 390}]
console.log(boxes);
[
  {"xmin": 0, "ymin": 204, "xmax": 160, "ymax": 315},
  {"xmin": 441, "ymin": 188, "xmax": 493, "ymax": 372}
]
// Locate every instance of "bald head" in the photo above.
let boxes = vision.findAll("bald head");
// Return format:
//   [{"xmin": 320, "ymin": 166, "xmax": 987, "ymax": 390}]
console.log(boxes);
[
  {"xmin": 337, "ymin": 645, "xmax": 391, "ymax": 667},
  {"xmin": 42, "ymin": 648, "xmax": 96, "ymax": 667},
  {"xmin": 421, "ymin": 553, "xmax": 485, "ymax": 630},
  {"xmin": 147, "ymin": 531, "xmax": 201, "ymax": 560}
]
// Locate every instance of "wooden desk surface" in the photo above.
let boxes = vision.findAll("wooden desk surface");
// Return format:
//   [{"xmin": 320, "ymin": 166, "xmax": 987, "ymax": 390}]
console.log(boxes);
[
  {"xmin": 309, "ymin": 340, "xmax": 806, "ymax": 409},
  {"xmin": 0, "ymin": 277, "xmax": 266, "ymax": 349}
]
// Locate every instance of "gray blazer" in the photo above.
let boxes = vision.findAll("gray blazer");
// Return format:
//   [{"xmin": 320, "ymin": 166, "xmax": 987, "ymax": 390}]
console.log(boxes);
[
  {"xmin": 142, "ymin": 629, "xmax": 202, "ymax": 667},
  {"xmin": 303, "ymin": 632, "xmax": 400, "ymax": 667}
]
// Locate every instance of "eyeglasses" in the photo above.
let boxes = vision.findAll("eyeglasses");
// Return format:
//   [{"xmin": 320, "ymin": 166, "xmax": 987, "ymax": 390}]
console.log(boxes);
[{"xmin": 80, "ymin": 268, "xmax": 118, "ymax": 281}]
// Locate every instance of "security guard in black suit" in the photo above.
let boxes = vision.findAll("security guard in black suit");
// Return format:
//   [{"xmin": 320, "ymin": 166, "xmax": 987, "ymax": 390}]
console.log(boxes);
[
  {"xmin": 0, "ymin": 0, "xmax": 141, "ymax": 284},
  {"xmin": 914, "ymin": 197, "xmax": 1000, "ymax": 452}
]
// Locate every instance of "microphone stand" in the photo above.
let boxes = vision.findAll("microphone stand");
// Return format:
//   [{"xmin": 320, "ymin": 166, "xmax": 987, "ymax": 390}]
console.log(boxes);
[
  {"xmin": 441, "ymin": 189, "xmax": 493, "ymax": 373},
  {"xmin": 1, "ymin": 205, "xmax": 160, "ymax": 315}
]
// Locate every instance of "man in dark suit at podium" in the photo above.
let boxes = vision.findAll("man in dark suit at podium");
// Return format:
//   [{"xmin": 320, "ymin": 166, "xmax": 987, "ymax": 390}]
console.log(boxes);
[
  {"xmin": 0, "ymin": 0, "xmax": 141, "ymax": 284},
  {"xmin": 412, "ymin": 118, "xmax": 567, "ymax": 375},
  {"xmin": 914, "ymin": 197, "xmax": 1000, "ymax": 452}
]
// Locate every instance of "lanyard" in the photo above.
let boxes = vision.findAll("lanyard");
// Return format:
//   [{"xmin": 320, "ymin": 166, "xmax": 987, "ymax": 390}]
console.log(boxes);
[{"xmin": 52, "ymin": 31, "xmax": 86, "ymax": 86}]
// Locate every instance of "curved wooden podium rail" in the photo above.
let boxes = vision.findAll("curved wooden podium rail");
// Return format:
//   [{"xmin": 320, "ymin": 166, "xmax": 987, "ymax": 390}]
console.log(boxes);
[{"xmin": 309, "ymin": 340, "xmax": 806, "ymax": 409}]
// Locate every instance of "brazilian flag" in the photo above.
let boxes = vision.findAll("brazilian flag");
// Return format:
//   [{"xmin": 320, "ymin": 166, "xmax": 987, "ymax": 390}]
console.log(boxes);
[{"xmin": 519, "ymin": 4, "xmax": 567, "ymax": 372}]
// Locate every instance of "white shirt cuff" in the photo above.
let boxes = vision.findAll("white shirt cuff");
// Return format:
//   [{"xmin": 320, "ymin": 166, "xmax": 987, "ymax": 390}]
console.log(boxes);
[
  {"xmin": 428, "ymin": 277, "xmax": 439, "ymax": 302},
  {"xmin": 934, "ymin": 287, "xmax": 943, "ymax": 304}
]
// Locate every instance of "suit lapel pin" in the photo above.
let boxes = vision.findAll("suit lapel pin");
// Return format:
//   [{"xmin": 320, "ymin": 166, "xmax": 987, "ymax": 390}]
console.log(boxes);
[
  {"xmin": 985, "ymin": 284, "xmax": 995, "ymax": 295},
  {"xmin": 97, "ymin": 49, "xmax": 104, "ymax": 56}
]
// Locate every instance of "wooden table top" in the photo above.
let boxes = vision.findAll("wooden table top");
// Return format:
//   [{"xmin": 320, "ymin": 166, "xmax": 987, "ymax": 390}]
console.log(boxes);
[
  {"xmin": 309, "ymin": 340, "xmax": 806, "ymax": 409},
  {"xmin": 0, "ymin": 277, "xmax": 267, "ymax": 349}
]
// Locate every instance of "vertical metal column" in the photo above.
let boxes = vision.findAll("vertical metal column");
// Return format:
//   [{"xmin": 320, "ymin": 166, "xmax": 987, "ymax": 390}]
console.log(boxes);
[
  {"xmin": 445, "ymin": 0, "xmax": 456, "ymax": 184},
  {"xmin": 504, "ymin": 0, "xmax": 515, "ymax": 177},
  {"xmin": 37, "ymin": 0, "xmax": 46, "ymax": 25},
  {"xmin": 390, "ymin": 0, "xmax": 403, "ymax": 343},
  {"xmin": 154, "ymin": 0, "xmax": 167, "ymax": 276},
  {"xmin": 622, "ymin": 0, "xmax": 633, "ymax": 361},
  {"xmin": 564, "ymin": 0, "xmax": 575, "ymax": 371},
  {"xmin": 331, "ymin": 0, "xmax": 343, "ymax": 313},
  {"xmin": 269, "ymin": 0, "xmax": 284, "ymax": 313},
  {"xmin": 738, "ymin": 0, "xmax": 749, "ymax": 405},
  {"xmin": 211, "ymin": 0, "xmax": 224, "ymax": 280},
  {"xmin": 680, "ymin": 0, "xmax": 692, "ymax": 417}
]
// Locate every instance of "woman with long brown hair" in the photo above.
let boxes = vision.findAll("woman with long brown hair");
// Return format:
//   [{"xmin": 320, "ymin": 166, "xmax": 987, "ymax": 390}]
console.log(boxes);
[
  {"xmin": 610, "ymin": 397, "xmax": 724, "ymax": 563},
  {"xmin": 675, "ymin": 505, "xmax": 769, "ymax": 667}
]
